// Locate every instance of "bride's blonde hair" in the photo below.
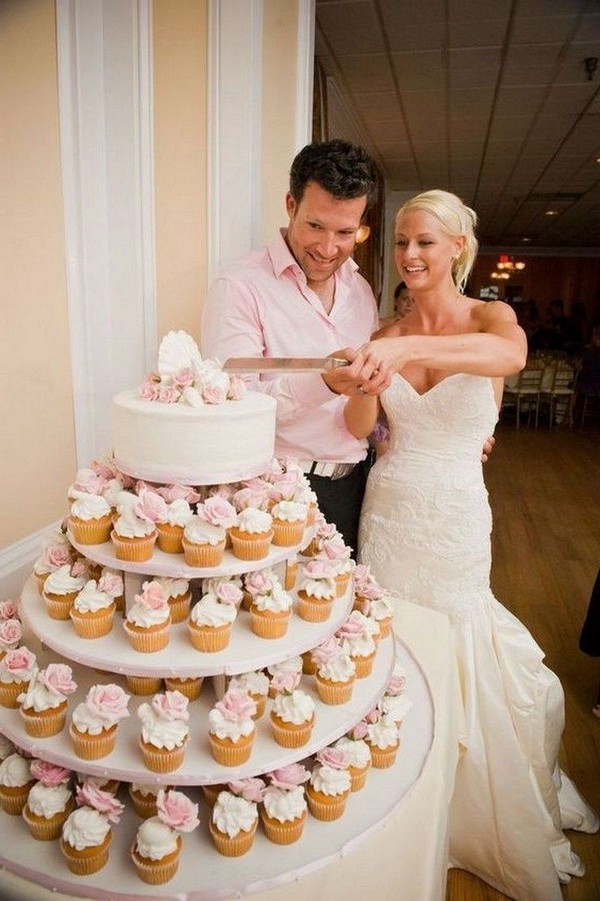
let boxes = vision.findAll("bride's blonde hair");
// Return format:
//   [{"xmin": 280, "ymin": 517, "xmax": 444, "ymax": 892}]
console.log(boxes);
[{"xmin": 395, "ymin": 190, "xmax": 478, "ymax": 292}]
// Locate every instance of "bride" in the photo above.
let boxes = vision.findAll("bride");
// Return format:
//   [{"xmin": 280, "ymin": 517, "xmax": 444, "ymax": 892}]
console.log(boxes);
[{"xmin": 344, "ymin": 189, "xmax": 598, "ymax": 901}]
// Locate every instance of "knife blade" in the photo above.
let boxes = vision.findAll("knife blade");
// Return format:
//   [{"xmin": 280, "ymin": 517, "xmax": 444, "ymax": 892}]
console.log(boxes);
[{"xmin": 223, "ymin": 357, "xmax": 350, "ymax": 373}]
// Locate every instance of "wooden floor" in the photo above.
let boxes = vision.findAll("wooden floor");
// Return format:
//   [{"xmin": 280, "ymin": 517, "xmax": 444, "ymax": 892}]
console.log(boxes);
[{"xmin": 446, "ymin": 418, "xmax": 600, "ymax": 901}]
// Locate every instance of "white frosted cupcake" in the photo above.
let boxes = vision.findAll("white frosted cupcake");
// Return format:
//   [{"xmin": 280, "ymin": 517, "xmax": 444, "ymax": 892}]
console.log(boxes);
[
  {"xmin": 313, "ymin": 638, "xmax": 356, "ymax": 705},
  {"xmin": 0, "ymin": 752, "xmax": 35, "ymax": 815},
  {"xmin": 187, "ymin": 590, "xmax": 237, "ymax": 652},
  {"xmin": 261, "ymin": 764, "xmax": 309, "ymax": 844},
  {"xmin": 335, "ymin": 610, "xmax": 379, "ymax": 677},
  {"xmin": 110, "ymin": 490, "xmax": 157, "ymax": 562},
  {"xmin": 43, "ymin": 564, "xmax": 86, "ymax": 620},
  {"xmin": 152, "ymin": 495, "xmax": 194, "ymax": 555},
  {"xmin": 296, "ymin": 559, "xmax": 337, "ymax": 623},
  {"xmin": 69, "ymin": 683, "xmax": 131, "ymax": 759},
  {"xmin": 60, "ymin": 782, "xmax": 124, "ymax": 875},
  {"xmin": 306, "ymin": 747, "xmax": 352, "ymax": 821},
  {"xmin": 131, "ymin": 789, "xmax": 199, "ymax": 884},
  {"xmin": 269, "ymin": 676, "xmax": 315, "ymax": 749},
  {"xmin": 209, "ymin": 790, "xmax": 258, "ymax": 857},
  {"xmin": 18, "ymin": 663, "xmax": 77, "ymax": 737},
  {"xmin": 128, "ymin": 782, "xmax": 164, "ymax": 819},
  {"xmin": 267, "ymin": 655, "xmax": 303, "ymax": 698},
  {"xmin": 182, "ymin": 516, "xmax": 226, "ymax": 567},
  {"xmin": 207, "ymin": 688, "xmax": 257, "ymax": 766},
  {"xmin": 68, "ymin": 491, "xmax": 112, "ymax": 545},
  {"xmin": 123, "ymin": 580, "xmax": 171, "ymax": 653},
  {"xmin": 69, "ymin": 579, "xmax": 116, "ymax": 639},
  {"xmin": 155, "ymin": 577, "xmax": 192, "ymax": 624},
  {"xmin": 229, "ymin": 507, "xmax": 273, "ymax": 561},
  {"xmin": 22, "ymin": 760, "xmax": 74, "ymax": 840},
  {"xmin": 270, "ymin": 500, "xmax": 308, "ymax": 547},
  {"xmin": 249, "ymin": 581, "xmax": 293, "ymax": 639},
  {"xmin": 0, "ymin": 645, "xmax": 37, "ymax": 708},
  {"xmin": 228, "ymin": 670, "xmax": 269, "ymax": 719},
  {"xmin": 138, "ymin": 690, "xmax": 190, "ymax": 773},
  {"xmin": 334, "ymin": 728, "xmax": 372, "ymax": 791},
  {"xmin": 365, "ymin": 711, "xmax": 401, "ymax": 768}
]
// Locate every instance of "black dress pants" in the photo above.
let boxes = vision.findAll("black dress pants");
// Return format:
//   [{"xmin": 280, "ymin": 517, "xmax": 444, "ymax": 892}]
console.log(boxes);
[{"xmin": 306, "ymin": 459, "xmax": 370, "ymax": 558}]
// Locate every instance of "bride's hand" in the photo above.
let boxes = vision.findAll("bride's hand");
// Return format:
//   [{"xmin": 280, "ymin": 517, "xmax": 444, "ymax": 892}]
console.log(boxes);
[{"xmin": 358, "ymin": 337, "xmax": 412, "ymax": 372}]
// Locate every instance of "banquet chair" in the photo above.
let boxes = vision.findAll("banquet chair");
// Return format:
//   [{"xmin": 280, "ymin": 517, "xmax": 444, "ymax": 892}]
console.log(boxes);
[
  {"xmin": 501, "ymin": 362, "xmax": 545, "ymax": 428},
  {"xmin": 539, "ymin": 359, "xmax": 578, "ymax": 428}
]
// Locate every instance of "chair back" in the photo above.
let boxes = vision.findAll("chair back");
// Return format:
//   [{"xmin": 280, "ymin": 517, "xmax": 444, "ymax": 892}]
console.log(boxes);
[
  {"xmin": 549, "ymin": 360, "xmax": 576, "ymax": 392},
  {"xmin": 517, "ymin": 365, "xmax": 544, "ymax": 391}
]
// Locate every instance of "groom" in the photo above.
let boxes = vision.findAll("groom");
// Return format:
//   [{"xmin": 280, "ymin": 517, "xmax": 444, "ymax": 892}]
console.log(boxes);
[{"xmin": 201, "ymin": 140, "xmax": 391, "ymax": 554}]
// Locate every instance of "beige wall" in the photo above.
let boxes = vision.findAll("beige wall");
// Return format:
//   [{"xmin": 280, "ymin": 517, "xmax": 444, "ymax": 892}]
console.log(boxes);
[
  {"xmin": 153, "ymin": 0, "xmax": 208, "ymax": 345},
  {"xmin": 0, "ymin": 0, "xmax": 76, "ymax": 548}
]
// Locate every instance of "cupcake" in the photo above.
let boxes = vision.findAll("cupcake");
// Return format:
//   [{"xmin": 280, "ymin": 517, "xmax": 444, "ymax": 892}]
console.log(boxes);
[
  {"xmin": 43, "ymin": 563, "xmax": 86, "ymax": 620},
  {"xmin": 18, "ymin": 663, "xmax": 77, "ymax": 737},
  {"xmin": 33, "ymin": 530, "xmax": 73, "ymax": 591},
  {"xmin": 97, "ymin": 568, "xmax": 125, "ymax": 614},
  {"xmin": 267, "ymin": 655, "xmax": 303, "ymax": 698},
  {"xmin": 144, "ymin": 491, "xmax": 193, "ymax": 555},
  {"xmin": 76, "ymin": 773, "xmax": 121, "ymax": 796},
  {"xmin": 301, "ymin": 649, "xmax": 318, "ymax": 676},
  {"xmin": 0, "ymin": 645, "xmax": 37, "ymax": 708},
  {"xmin": 261, "ymin": 765, "xmax": 309, "ymax": 844},
  {"xmin": 131, "ymin": 788, "xmax": 199, "ymax": 884},
  {"xmin": 187, "ymin": 589, "xmax": 237, "ymax": 652},
  {"xmin": 336, "ymin": 610, "xmax": 379, "ymax": 678},
  {"xmin": 185, "ymin": 496, "xmax": 237, "ymax": 565},
  {"xmin": 0, "ymin": 733, "xmax": 15, "ymax": 762},
  {"xmin": 68, "ymin": 491, "xmax": 112, "ymax": 545},
  {"xmin": 155, "ymin": 577, "xmax": 192, "ymax": 624},
  {"xmin": 285, "ymin": 555, "xmax": 298, "ymax": 591},
  {"xmin": 123, "ymin": 580, "xmax": 171, "ymax": 653},
  {"xmin": 242, "ymin": 567, "xmax": 278, "ymax": 612},
  {"xmin": 296, "ymin": 560, "xmax": 337, "ymax": 623},
  {"xmin": 69, "ymin": 683, "xmax": 131, "ymax": 760},
  {"xmin": 312, "ymin": 637, "xmax": 356, "ymax": 705},
  {"xmin": 129, "ymin": 782, "xmax": 164, "ymax": 819},
  {"xmin": 22, "ymin": 760, "xmax": 74, "ymax": 840},
  {"xmin": 201, "ymin": 783, "xmax": 228, "ymax": 808},
  {"xmin": 163, "ymin": 676, "xmax": 204, "ymax": 701},
  {"xmin": 306, "ymin": 747, "xmax": 352, "ymax": 821},
  {"xmin": 0, "ymin": 752, "xmax": 35, "ymax": 815},
  {"xmin": 365, "ymin": 710, "xmax": 401, "ymax": 768},
  {"xmin": 269, "ymin": 674, "xmax": 315, "ymax": 749},
  {"xmin": 315, "ymin": 532, "xmax": 354, "ymax": 598},
  {"xmin": 69, "ymin": 579, "xmax": 116, "ymax": 639},
  {"xmin": 0, "ymin": 617, "xmax": 22, "ymax": 661},
  {"xmin": 207, "ymin": 688, "xmax": 257, "ymax": 766},
  {"xmin": 60, "ymin": 782, "xmax": 124, "ymax": 875},
  {"xmin": 138, "ymin": 690, "xmax": 189, "ymax": 773},
  {"xmin": 126, "ymin": 675, "xmax": 163, "ymax": 695},
  {"xmin": 209, "ymin": 789, "xmax": 259, "ymax": 857},
  {"xmin": 110, "ymin": 489, "xmax": 157, "ymax": 562},
  {"xmin": 229, "ymin": 507, "xmax": 273, "ymax": 561},
  {"xmin": 334, "ymin": 727, "xmax": 372, "ymax": 791},
  {"xmin": 227, "ymin": 669, "xmax": 269, "ymax": 719},
  {"xmin": 249, "ymin": 580, "xmax": 293, "ymax": 639},
  {"xmin": 352, "ymin": 566, "xmax": 394, "ymax": 637},
  {"xmin": 182, "ymin": 516, "xmax": 226, "ymax": 568},
  {"xmin": 270, "ymin": 500, "xmax": 308, "ymax": 547},
  {"xmin": 377, "ymin": 676, "xmax": 413, "ymax": 728}
]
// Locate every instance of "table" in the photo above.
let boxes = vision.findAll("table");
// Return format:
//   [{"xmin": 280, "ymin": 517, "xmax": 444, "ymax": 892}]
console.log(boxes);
[{"xmin": 0, "ymin": 601, "xmax": 463, "ymax": 901}]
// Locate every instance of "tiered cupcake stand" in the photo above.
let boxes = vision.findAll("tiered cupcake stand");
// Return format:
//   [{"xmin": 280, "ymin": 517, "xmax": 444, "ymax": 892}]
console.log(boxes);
[{"xmin": 0, "ymin": 528, "xmax": 434, "ymax": 900}]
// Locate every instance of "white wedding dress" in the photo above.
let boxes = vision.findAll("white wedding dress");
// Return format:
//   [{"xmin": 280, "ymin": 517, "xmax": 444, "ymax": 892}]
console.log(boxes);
[{"xmin": 359, "ymin": 372, "xmax": 598, "ymax": 901}]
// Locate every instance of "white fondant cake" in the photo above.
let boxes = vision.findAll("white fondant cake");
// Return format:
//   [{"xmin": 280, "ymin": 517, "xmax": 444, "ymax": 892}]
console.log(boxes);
[{"xmin": 112, "ymin": 389, "xmax": 276, "ymax": 485}]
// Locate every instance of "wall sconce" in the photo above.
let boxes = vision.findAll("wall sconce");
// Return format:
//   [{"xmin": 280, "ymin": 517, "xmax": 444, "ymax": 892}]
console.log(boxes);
[{"xmin": 584, "ymin": 57, "xmax": 598, "ymax": 81}]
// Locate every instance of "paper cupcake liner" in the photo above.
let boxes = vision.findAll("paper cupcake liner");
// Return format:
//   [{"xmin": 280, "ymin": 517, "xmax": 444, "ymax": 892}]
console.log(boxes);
[
  {"xmin": 376, "ymin": 617, "xmax": 392, "ymax": 639},
  {"xmin": 250, "ymin": 692, "xmax": 266, "ymax": 720},
  {"xmin": 270, "ymin": 713, "xmax": 314, "ymax": 749},
  {"xmin": 168, "ymin": 592, "xmax": 191, "ymax": 624},
  {"xmin": 295, "ymin": 592, "xmax": 334, "ymax": 623},
  {"xmin": 284, "ymin": 560, "xmax": 298, "ymax": 591},
  {"xmin": 34, "ymin": 572, "xmax": 49, "ymax": 592},
  {"xmin": 271, "ymin": 519, "xmax": 306, "ymax": 547},
  {"xmin": 132, "ymin": 839, "xmax": 181, "ymax": 884},
  {"xmin": 349, "ymin": 761, "xmax": 371, "ymax": 791},
  {"xmin": 125, "ymin": 674, "xmax": 164, "ymax": 695},
  {"xmin": 260, "ymin": 809, "xmax": 307, "ymax": 844},
  {"xmin": 22, "ymin": 800, "xmax": 74, "ymax": 840},
  {"xmin": 301, "ymin": 651, "xmax": 318, "ymax": 675},
  {"xmin": 240, "ymin": 590, "xmax": 253, "ymax": 611},
  {"xmin": 21, "ymin": 703, "xmax": 67, "ymax": 738},
  {"xmin": 60, "ymin": 832, "xmax": 112, "ymax": 875},
  {"xmin": 156, "ymin": 523, "xmax": 185, "ymax": 555},
  {"xmin": 335, "ymin": 572, "xmax": 352, "ymax": 598},
  {"xmin": 68, "ymin": 515, "xmax": 112, "ymax": 545},
  {"xmin": 140, "ymin": 738, "xmax": 187, "ymax": 773},
  {"xmin": 306, "ymin": 787, "xmax": 350, "ymax": 821},
  {"xmin": 0, "ymin": 783, "xmax": 35, "ymax": 815},
  {"xmin": 315, "ymin": 674, "xmax": 355, "ymax": 705},
  {"xmin": 182, "ymin": 538, "xmax": 226, "ymax": 567},
  {"xmin": 69, "ymin": 723, "xmax": 117, "ymax": 760},
  {"xmin": 353, "ymin": 652, "xmax": 376, "ymax": 679},
  {"xmin": 201, "ymin": 784, "xmax": 227, "ymax": 808},
  {"xmin": 164, "ymin": 676, "xmax": 204, "ymax": 700},
  {"xmin": 0, "ymin": 678, "xmax": 30, "ymax": 709},
  {"xmin": 369, "ymin": 740, "xmax": 400, "ymax": 769},
  {"xmin": 229, "ymin": 529, "xmax": 273, "ymax": 561},
  {"xmin": 209, "ymin": 818, "xmax": 257, "ymax": 857},
  {"xmin": 208, "ymin": 730, "xmax": 255, "ymax": 766},
  {"xmin": 129, "ymin": 787, "xmax": 161, "ymax": 819},
  {"xmin": 250, "ymin": 607, "xmax": 290, "ymax": 639},
  {"xmin": 44, "ymin": 591, "xmax": 77, "ymax": 621},
  {"xmin": 111, "ymin": 530, "xmax": 157, "ymax": 562},
  {"xmin": 70, "ymin": 605, "xmax": 115, "ymax": 639},
  {"xmin": 123, "ymin": 620, "xmax": 170, "ymax": 653},
  {"xmin": 188, "ymin": 621, "xmax": 231, "ymax": 653}
]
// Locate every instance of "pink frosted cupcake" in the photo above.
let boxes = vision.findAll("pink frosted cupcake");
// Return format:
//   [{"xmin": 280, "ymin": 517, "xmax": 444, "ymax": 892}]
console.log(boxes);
[
  {"xmin": 156, "ymin": 577, "xmax": 192, "ymax": 624},
  {"xmin": 0, "ymin": 752, "xmax": 35, "ymax": 815},
  {"xmin": 0, "ymin": 645, "xmax": 37, "ymax": 708},
  {"xmin": 209, "ymin": 787, "xmax": 259, "ymax": 857},
  {"xmin": 306, "ymin": 747, "xmax": 352, "ymax": 821},
  {"xmin": 270, "ymin": 500, "xmax": 308, "ymax": 547},
  {"xmin": 267, "ymin": 656, "xmax": 303, "ymax": 698},
  {"xmin": 312, "ymin": 637, "xmax": 356, "ymax": 705},
  {"xmin": 123, "ymin": 580, "xmax": 171, "ymax": 653},
  {"xmin": 242, "ymin": 567, "xmax": 277, "ymax": 611},
  {"xmin": 229, "ymin": 507, "xmax": 273, "ymax": 561},
  {"xmin": 377, "ymin": 669, "xmax": 412, "ymax": 728},
  {"xmin": 68, "ymin": 490, "xmax": 112, "ymax": 545},
  {"xmin": 69, "ymin": 579, "xmax": 116, "ymax": 639},
  {"xmin": 19, "ymin": 663, "xmax": 78, "ymax": 737},
  {"xmin": 110, "ymin": 490, "xmax": 157, "ymax": 562},
  {"xmin": 33, "ymin": 529, "xmax": 74, "ymax": 591},
  {"xmin": 314, "ymin": 531, "xmax": 354, "ymax": 597},
  {"xmin": 138, "ymin": 690, "xmax": 190, "ymax": 773},
  {"xmin": 69, "ymin": 683, "xmax": 131, "ymax": 760},
  {"xmin": 184, "ymin": 496, "xmax": 237, "ymax": 566},
  {"xmin": 207, "ymin": 688, "xmax": 257, "ymax": 766},
  {"xmin": 269, "ymin": 673, "xmax": 315, "ymax": 749},
  {"xmin": 336, "ymin": 610, "xmax": 379, "ymax": 678},
  {"xmin": 365, "ymin": 709, "xmax": 401, "ymax": 768},
  {"xmin": 261, "ymin": 765, "xmax": 309, "ymax": 844},
  {"xmin": 334, "ymin": 725, "xmax": 372, "ymax": 791},
  {"xmin": 353, "ymin": 565, "xmax": 394, "ymax": 636},
  {"xmin": 249, "ymin": 580, "xmax": 293, "ymax": 639},
  {"xmin": 22, "ymin": 760, "xmax": 74, "ymax": 840},
  {"xmin": 60, "ymin": 782, "xmax": 124, "ymax": 875},
  {"xmin": 131, "ymin": 788, "xmax": 199, "ymax": 884},
  {"xmin": 43, "ymin": 563, "xmax": 86, "ymax": 620},
  {"xmin": 143, "ymin": 490, "xmax": 194, "ymax": 555},
  {"xmin": 296, "ymin": 559, "xmax": 337, "ymax": 623},
  {"xmin": 187, "ymin": 589, "xmax": 238, "ymax": 652},
  {"xmin": 97, "ymin": 568, "xmax": 125, "ymax": 614},
  {"xmin": 227, "ymin": 669, "xmax": 269, "ymax": 719}
]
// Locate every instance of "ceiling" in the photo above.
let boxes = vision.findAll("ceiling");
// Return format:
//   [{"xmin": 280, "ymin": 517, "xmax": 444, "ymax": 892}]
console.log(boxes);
[{"xmin": 314, "ymin": 0, "xmax": 600, "ymax": 251}]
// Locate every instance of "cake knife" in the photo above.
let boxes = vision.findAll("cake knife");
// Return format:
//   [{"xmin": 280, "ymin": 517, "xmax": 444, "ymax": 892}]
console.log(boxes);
[{"xmin": 223, "ymin": 357, "xmax": 349, "ymax": 373}]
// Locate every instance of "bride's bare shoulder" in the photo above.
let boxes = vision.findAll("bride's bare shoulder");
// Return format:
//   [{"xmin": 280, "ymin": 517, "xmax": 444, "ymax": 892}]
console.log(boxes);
[{"xmin": 371, "ymin": 321, "xmax": 405, "ymax": 339}]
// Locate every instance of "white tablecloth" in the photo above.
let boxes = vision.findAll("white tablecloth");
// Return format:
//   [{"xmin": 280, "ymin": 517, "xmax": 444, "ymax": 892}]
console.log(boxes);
[{"xmin": 0, "ymin": 601, "xmax": 463, "ymax": 901}]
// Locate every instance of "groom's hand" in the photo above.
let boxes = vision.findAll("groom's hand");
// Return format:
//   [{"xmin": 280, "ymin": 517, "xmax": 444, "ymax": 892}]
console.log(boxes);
[{"xmin": 323, "ymin": 348, "xmax": 392, "ymax": 397}]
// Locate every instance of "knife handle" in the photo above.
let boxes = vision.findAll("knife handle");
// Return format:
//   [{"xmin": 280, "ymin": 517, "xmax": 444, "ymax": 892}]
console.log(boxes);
[{"xmin": 327, "ymin": 358, "xmax": 350, "ymax": 369}]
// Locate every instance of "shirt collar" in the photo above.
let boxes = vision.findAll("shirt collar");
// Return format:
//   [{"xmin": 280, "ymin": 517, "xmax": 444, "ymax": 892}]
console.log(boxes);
[{"xmin": 267, "ymin": 228, "xmax": 359, "ymax": 282}]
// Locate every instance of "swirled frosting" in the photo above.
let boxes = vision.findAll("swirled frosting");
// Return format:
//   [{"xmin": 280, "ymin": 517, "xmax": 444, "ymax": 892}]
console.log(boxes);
[
  {"xmin": 156, "ymin": 577, "xmax": 189, "ymax": 599},
  {"xmin": 272, "ymin": 689, "xmax": 315, "ymax": 726},
  {"xmin": 309, "ymin": 763, "xmax": 351, "ymax": 797},
  {"xmin": 317, "ymin": 656, "xmax": 356, "ymax": 683},
  {"xmin": 70, "ymin": 494, "xmax": 111, "ymax": 521},
  {"xmin": 228, "ymin": 670, "xmax": 269, "ymax": 696},
  {"xmin": 62, "ymin": 807, "xmax": 111, "ymax": 850},
  {"xmin": 267, "ymin": 656, "xmax": 303, "ymax": 678},
  {"xmin": 18, "ymin": 682, "xmax": 65, "ymax": 712},
  {"xmin": 135, "ymin": 817, "xmax": 178, "ymax": 860},
  {"xmin": 236, "ymin": 508, "xmax": 273, "ymax": 535},
  {"xmin": 262, "ymin": 785, "xmax": 306, "ymax": 823},
  {"xmin": 137, "ymin": 704, "xmax": 189, "ymax": 751},
  {"xmin": 251, "ymin": 582, "xmax": 292, "ymax": 613},
  {"xmin": 113, "ymin": 492, "xmax": 155, "ymax": 538},
  {"xmin": 378, "ymin": 694, "xmax": 413, "ymax": 722},
  {"xmin": 190, "ymin": 593, "xmax": 237, "ymax": 627},
  {"xmin": 73, "ymin": 580, "xmax": 113, "ymax": 614},
  {"xmin": 212, "ymin": 791, "xmax": 257, "ymax": 838},
  {"xmin": 208, "ymin": 707, "xmax": 255, "ymax": 742},
  {"xmin": 271, "ymin": 501, "xmax": 308, "ymax": 524},
  {"xmin": 299, "ymin": 574, "xmax": 336, "ymax": 600},
  {"xmin": 44, "ymin": 565, "xmax": 85, "ymax": 597},
  {"xmin": 367, "ymin": 714, "xmax": 400, "ymax": 750},
  {"xmin": 333, "ymin": 735, "xmax": 371, "ymax": 768},
  {"xmin": 126, "ymin": 600, "xmax": 170, "ymax": 628},
  {"xmin": 27, "ymin": 781, "xmax": 72, "ymax": 819},
  {"xmin": 160, "ymin": 498, "xmax": 193, "ymax": 528},
  {"xmin": 0, "ymin": 753, "xmax": 31, "ymax": 787},
  {"xmin": 183, "ymin": 517, "xmax": 225, "ymax": 546}
]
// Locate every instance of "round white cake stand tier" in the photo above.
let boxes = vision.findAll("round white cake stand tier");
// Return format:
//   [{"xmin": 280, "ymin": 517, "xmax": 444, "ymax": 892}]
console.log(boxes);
[
  {"xmin": 68, "ymin": 531, "xmax": 313, "ymax": 579},
  {"xmin": 0, "ymin": 633, "xmax": 395, "ymax": 786},
  {"xmin": 0, "ymin": 639, "xmax": 432, "ymax": 901},
  {"xmin": 20, "ymin": 576, "xmax": 354, "ymax": 678}
]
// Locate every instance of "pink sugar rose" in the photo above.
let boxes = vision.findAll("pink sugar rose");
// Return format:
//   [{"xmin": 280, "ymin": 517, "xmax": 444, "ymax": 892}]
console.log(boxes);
[
  {"xmin": 311, "ymin": 636, "xmax": 342, "ymax": 666},
  {"xmin": 137, "ymin": 489, "xmax": 168, "ymax": 523},
  {"xmin": 30, "ymin": 759, "xmax": 71, "ymax": 786},
  {"xmin": 84, "ymin": 684, "xmax": 131, "ymax": 723},
  {"xmin": 233, "ymin": 486, "xmax": 269, "ymax": 512},
  {"xmin": 173, "ymin": 367, "xmax": 195, "ymax": 389},
  {"xmin": 139, "ymin": 378, "xmax": 160, "ymax": 401},
  {"xmin": 157, "ymin": 384, "xmax": 181, "ymax": 404},
  {"xmin": 363, "ymin": 707, "xmax": 381, "ymax": 725},
  {"xmin": 0, "ymin": 600, "xmax": 19, "ymax": 620},
  {"xmin": 336, "ymin": 616, "xmax": 369, "ymax": 640},
  {"xmin": 267, "ymin": 764, "xmax": 310, "ymax": 790},
  {"xmin": 315, "ymin": 521, "xmax": 338, "ymax": 541},
  {"xmin": 244, "ymin": 569, "xmax": 275, "ymax": 596},
  {"xmin": 91, "ymin": 457, "xmax": 119, "ymax": 480},
  {"xmin": 40, "ymin": 663, "xmax": 77, "ymax": 697},
  {"xmin": 43, "ymin": 545, "xmax": 72, "ymax": 570},
  {"xmin": 227, "ymin": 375, "xmax": 246, "ymax": 400},
  {"xmin": 303, "ymin": 559, "xmax": 336, "ymax": 579},
  {"xmin": 199, "ymin": 496, "xmax": 237, "ymax": 529},
  {"xmin": 134, "ymin": 490, "xmax": 162, "ymax": 524},
  {"xmin": 386, "ymin": 674, "xmax": 405, "ymax": 697},
  {"xmin": 202, "ymin": 381, "xmax": 227, "ymax": 405},
  {"xmin": 139, "ymin": 580, "xmax": 169, "ymax": 610},
  {"xmin": 215, "ymin": 688, "xmax": 257, "ymax": 723},
  {"xmin": 206, "ymin": 484, "xmax": 235, "ymax": 502},
  {"xmin": 346, "ymin": 721, "xmax": 369, "ymax": 741},
  {"xmin": 71, "ymin": 560, "xmax": 87, "ymax": 578},
  {"xmin": 227, "ymin": 777, "xmax": 265, "ymax": 803},
  {"xmin": 0, "ymin": 619, "xmax": 22, "ymax": 647},
  {"xmin": 269, "ymin": 670, "xmax": 300, "ymax": 695},
  {"xmin": 317, "ymin": 536, "xmax": 350, "ymax": 563},
  {"xmin": 72, "ymin": 468, "xmax": 108, "ymax": 495},
  {"xmin": 151, "ymin": 690, "xmax": 189, "ymax": 722},
  {"xmin": 3, "ymin": 646, "xmax": 36, "ymax": 673},
  {"xmin": 97, "ymin": 571, "xmax": 123, "ymax": 598},
  {"xmin": 157, "ymin": 483, "xmax": 202, "ymax": 503},
  {"xmin": 316, "ymin": 746, "xmax": 351, "ymax": 770},
  {"xmin": 76, "ymin": 782, "xmax": 124, "ymax": 823},
  {"xmin": 214, "ymin": 582, "xmax": 243, "ymax": 606},
  {"xmin": 156, "ymin": 788, "xmax": 199, "ymax": 832}
]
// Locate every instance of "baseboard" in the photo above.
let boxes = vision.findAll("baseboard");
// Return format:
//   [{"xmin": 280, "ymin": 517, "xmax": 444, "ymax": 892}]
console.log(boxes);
[{"xmin": 0, "ymin": 523, "xmax": 59, "ymax": 598}]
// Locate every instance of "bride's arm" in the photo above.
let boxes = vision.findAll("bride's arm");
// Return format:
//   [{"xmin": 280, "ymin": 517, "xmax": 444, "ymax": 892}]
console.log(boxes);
[
  {"xmin": 343, "ymin": 394, "xmax": 380, "ymax": 438},
  {"xmin": 358, "ymin": 302, "xmax": 527, "ymax": 378}
]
